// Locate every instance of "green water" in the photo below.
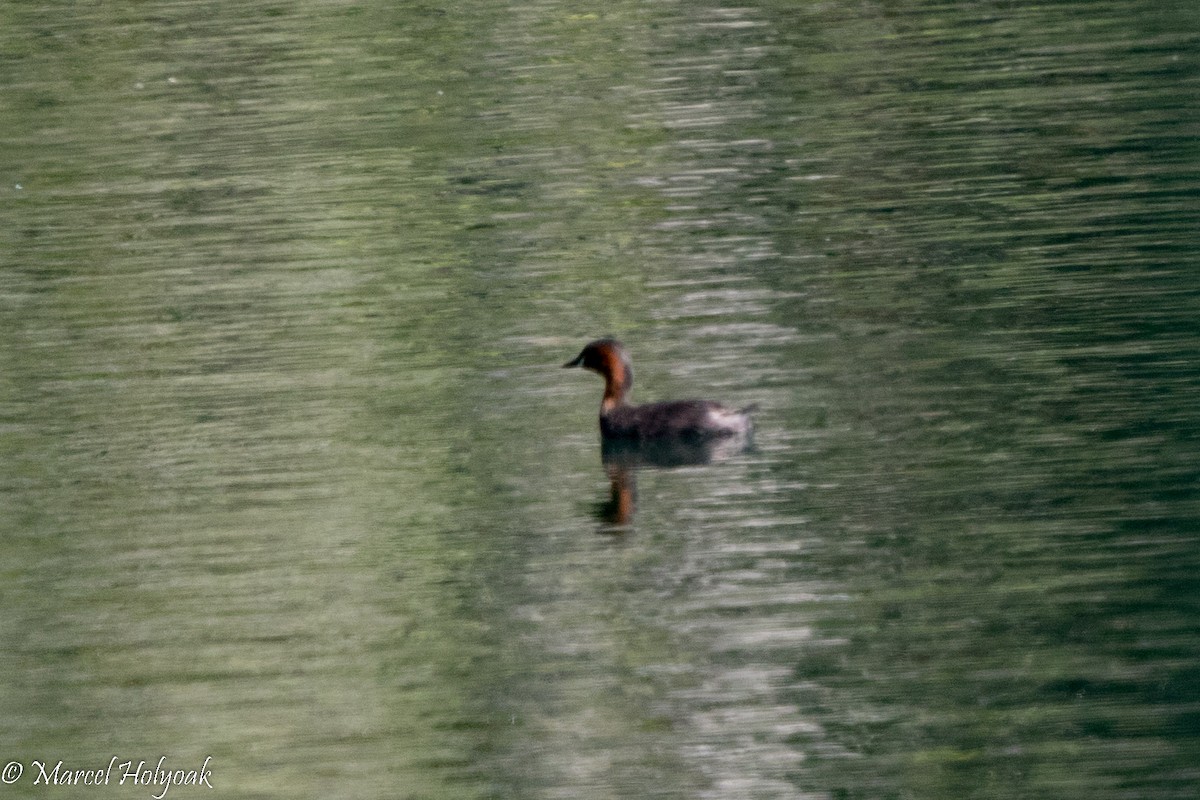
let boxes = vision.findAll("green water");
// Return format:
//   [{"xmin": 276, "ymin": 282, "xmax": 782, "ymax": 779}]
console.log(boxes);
[{"xmin": 2, "ymin": 1, "xmax": 1197, "ymax": 798}]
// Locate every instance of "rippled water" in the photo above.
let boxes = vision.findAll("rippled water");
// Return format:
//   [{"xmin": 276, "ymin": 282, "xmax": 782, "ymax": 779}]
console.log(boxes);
[{"xmin": 2, "ymin": 1, "xmax": 1197, "ymax": 798}]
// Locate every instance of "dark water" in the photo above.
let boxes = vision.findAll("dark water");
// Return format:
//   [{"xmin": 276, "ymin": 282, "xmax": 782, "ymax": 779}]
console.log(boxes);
[{"xmin": 2, "ymin": 1, "xmax": 1197, "ymax": 798}]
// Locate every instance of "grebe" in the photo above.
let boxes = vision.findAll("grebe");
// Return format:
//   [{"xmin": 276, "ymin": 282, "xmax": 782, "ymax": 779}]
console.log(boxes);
[{"xmin": 564, "ymin": 338, "xmax": 755, "ymax": 440}]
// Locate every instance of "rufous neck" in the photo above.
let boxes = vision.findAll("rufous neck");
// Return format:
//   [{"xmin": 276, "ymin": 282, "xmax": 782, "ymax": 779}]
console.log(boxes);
[
  {"xmin": 601, "ymin": 363, "xmax": 630, "ymax": 412},
  {"xmin": 601, "ymin": 382, "xmax": 628, "ymax": 412}
]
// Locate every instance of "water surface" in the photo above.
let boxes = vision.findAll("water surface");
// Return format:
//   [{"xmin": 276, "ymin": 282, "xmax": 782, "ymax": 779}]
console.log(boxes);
[{"xmin": 2, "ymin": 1, "xmax": 1197, "ymax": 798}]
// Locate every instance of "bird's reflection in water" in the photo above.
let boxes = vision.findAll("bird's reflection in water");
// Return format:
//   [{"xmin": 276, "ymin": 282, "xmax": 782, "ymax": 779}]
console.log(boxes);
[{"xmin": 594, "ymin": 434, "xmax": 752, "ymax": 531}]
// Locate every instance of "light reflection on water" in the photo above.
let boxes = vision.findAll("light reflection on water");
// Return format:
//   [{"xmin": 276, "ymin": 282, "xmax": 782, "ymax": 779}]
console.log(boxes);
[{"xmin": 2, "ymin": 0, "xmax": 1198, "ymax": 798}]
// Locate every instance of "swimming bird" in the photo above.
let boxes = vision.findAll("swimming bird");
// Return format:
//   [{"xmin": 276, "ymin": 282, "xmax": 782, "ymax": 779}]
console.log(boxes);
[{"xmin": 564, "ymin": 338, "xmax": 755, "ymax": 441}]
